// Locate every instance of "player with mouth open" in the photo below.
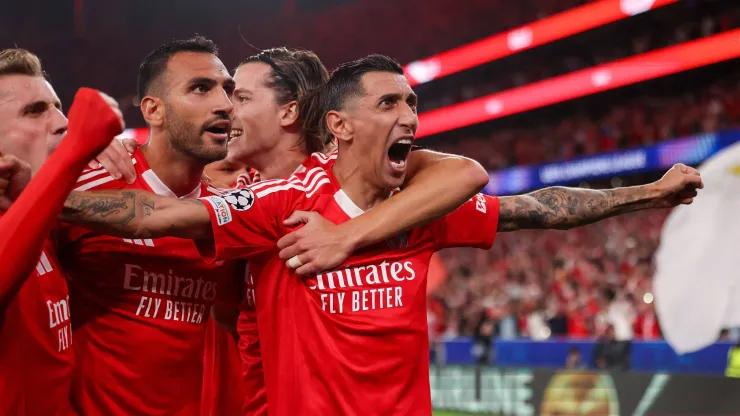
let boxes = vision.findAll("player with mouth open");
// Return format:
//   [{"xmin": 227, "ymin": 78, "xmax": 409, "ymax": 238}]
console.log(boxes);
[{"xmin": 59, "ymin": 55, "xmax": 702, "ymax": 415}]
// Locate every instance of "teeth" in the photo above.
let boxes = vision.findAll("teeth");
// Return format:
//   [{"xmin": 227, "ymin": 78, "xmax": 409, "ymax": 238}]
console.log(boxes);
[
  {"xmin": 230, "ymin": 129, "xmax": 243, "ymax": 138},
  {"xmin": 390, "ymin": 159, "xmax": 406, "ymax": 170},
  {"xmin": 397, "ymin": 139, "xmax": 413, "ymax": 145}
]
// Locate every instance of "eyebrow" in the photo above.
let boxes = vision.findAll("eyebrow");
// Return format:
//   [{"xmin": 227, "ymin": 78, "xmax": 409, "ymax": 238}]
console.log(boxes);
[
  {"xmin": 232, "ymin": 87, "xmax": 252, "ymax": 95},
  {"xmin": 21, "ymin": 100, "xmax": 51, "ymax": 115},
  {"xmin": 188, "ymin": 77, "xmax": 218, "ymax": 88}
]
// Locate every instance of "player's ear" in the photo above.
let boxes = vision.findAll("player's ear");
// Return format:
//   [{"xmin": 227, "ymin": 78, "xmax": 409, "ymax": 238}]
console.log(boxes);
[
  {"xmin": 325, "ymin": 110, "xmax": 352, "ymax": 143},
  {"xmin": 141, "ymin": 96, "xmax": 165, "ymax": 128},
  {"xmin": 279, "ymin": 101, "xmax": 299, "ymax": 128}
]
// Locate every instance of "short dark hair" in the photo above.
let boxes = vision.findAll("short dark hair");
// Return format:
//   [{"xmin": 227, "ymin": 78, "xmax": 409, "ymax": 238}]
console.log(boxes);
[
  {"xmin": 238, "ymin": 48, "xmax": 330, "ymax": 153},
  {"xmin": 324, "ymin": 54, "xmax": 404, "ymax": 112},
  {"xmin": 137, "ymin": 36, "xmax": 218, "ymax": 100}
]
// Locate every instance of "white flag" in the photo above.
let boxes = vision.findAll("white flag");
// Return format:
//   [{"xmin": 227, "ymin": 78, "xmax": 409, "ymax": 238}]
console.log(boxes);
[{"xmin": 654, "ymin": 141, "xmax": 740, "ymax": 354}]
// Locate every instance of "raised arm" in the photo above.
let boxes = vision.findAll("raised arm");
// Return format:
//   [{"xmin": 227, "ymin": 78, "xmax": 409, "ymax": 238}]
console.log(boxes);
[
  {"xmin": 0, "ymin": 89, "xmax": 123, "ymax": 307},
  {"xmin": 61, "ymin": 189, "xmax": 212, "ymax": 240},
  {"xmin": 497, "ymin": 163, "xmax": 704, "ymax": 232},
  {"xmin": 276, "ymin": 149, "xmax": 489, "ymax": 274}
]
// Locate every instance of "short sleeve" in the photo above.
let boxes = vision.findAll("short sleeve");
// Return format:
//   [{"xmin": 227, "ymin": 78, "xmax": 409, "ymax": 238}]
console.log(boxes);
[
  {"xmin": 196, "ymin": 187, "xmax": 289, "ymax": 263},
  {"xmin": 428, "ymin": 193, "xmax": 500, "ymax": 250}
]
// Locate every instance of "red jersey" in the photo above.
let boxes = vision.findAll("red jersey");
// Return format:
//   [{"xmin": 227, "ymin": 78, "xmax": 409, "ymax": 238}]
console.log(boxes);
[
  {"xmin": 0, "ymin": 229, "xmax": 75, "ymax": 415},
  {"xmin": 236, "ymin": 151, "xmax": 336, "ymax": 416},
  {"xmin": 201, "ymin": 319, "xmax": 247, "ymax": 416},
  {"xmin": 58, "ymin": 149, "xmax": 241, "ymax": 416},
  {"xmin": 198, "ymin": 163, "xmax": 500, "ymax": 415}
]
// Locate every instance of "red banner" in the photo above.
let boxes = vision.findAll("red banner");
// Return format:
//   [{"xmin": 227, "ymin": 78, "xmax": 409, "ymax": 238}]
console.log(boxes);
[
  {"xmin": 417, "ymin": 30, "xmax": 740, "ymax": 138},
  {"xmin": 404, "ymin": 0, "xmax": 678, "ymax": 86}
]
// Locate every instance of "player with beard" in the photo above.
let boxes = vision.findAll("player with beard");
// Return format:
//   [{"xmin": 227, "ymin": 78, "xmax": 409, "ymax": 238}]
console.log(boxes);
[
  {"xmin": 58, "ymin": 54, "xmax": 703, "ymax": 415},
  {"xmin": 0, "ymin": 48, "xmax": 124, "ymax": 414},
  {"xmin": 55, "ymin": 37, "xmax": 243, "ymax": 415},
  {"xmin": 114, "ymin": 46, "xmax": 492, "ymax": 415}
]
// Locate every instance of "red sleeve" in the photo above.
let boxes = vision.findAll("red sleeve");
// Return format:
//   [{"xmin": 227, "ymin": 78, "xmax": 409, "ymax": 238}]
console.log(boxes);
[
  {"xmin": 196, "ymin": 187, "xmax": 289, "ymax": 263},
  {"xmin": 428, "ymin": 193, "xmax": 500, "ymax": 250}
]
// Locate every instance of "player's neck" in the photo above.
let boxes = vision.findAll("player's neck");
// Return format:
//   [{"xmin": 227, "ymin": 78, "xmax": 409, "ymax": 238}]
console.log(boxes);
[
  {"xmin": 332, "ymin": 156, "xmax": 391, "ymax": 212},
  {"xmin": 139, "ymin": 140, "xmax": 205, "ymax": 197},
  {"xmin": 248, "ymin": 142, "xmax": 307, "ymax": 181}
]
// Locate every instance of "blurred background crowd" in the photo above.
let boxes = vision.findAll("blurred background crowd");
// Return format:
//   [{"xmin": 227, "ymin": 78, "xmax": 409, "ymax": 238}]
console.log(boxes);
[{"xmin": 3, "ymin": 0, "xmax": 739, "ymax": 367}]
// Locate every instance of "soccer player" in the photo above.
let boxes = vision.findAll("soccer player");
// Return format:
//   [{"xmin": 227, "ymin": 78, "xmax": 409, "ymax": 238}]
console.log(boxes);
[
  {"xmin": 204, "ymin": 158, "xmax": 249, "ymax": 188},
  {"xmin": 59, "ymin": 55, "xmax": 703, "ymax": 415},
  {"xmin": 0, "ymin": 48, "xmax": 124, "ymax": 414},
  {"xmin": 55, "ymin": 37, "xmax": 244, "ymax": 415}
]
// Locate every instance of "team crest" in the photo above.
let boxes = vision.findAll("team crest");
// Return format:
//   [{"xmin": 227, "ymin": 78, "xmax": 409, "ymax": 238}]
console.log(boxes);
[
  {"xmin": 385, "ymin": 232, "xmax": 409, "ymax": 250},
  {"xmin": 223, "ymin": 189, "xmax": 255, "ymax": 211}
]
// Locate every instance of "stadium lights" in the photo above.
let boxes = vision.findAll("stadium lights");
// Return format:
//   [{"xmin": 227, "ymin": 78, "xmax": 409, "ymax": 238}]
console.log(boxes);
[
  {"xmin": 403, "ymin": 0, "xmax": 678, "ymax": 86},
  {"xmin": 416, "ymin": 29, "xmax": 740, "ymax": 138}
]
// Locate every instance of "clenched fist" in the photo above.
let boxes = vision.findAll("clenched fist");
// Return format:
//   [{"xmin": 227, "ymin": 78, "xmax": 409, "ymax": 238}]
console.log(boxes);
[{"xmin": 649, "ymin": 163, "xmax": 704, "ymax": 207}]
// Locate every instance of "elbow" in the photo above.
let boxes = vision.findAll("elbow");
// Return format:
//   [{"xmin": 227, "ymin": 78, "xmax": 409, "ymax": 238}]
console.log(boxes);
[{"xmin": 460, "ymin": 158, "xmax": 490, "ymax": 195}]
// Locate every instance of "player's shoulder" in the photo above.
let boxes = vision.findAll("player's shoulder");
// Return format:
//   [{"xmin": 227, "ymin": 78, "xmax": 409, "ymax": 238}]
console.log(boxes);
[
  {"xmin": 74, "ymin": 156, "xmax": 138, "ymax": 191},
  {"xmin": 247, "ymin": 164, "xmax": 334, "ymax": 202},
  {"xmin": 302, "ymin": 151, "xmax": 338, "ymax": 170}
]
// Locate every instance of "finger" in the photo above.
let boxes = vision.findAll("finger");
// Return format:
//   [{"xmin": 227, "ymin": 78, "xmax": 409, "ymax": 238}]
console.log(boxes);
[
  {"xmin": 110, "ymin": 139, "xmax": 136, "ymax": 184},
  {"xmin": 283, "ymin": 210, "xmax": 314, "ymax": 226},
  {"xmin": 276, "ymin": 231, "xmax": 300, "ymax": 251},
  {"xmin": 286, "ymin": 254, "xmax": 305, "ymax": 270},
  {"xmin": 87, "ymin": 160, "xmax": 102, "ymax": 169},
  {"xmin": 680, "ymin": 197, "xmax": 694, "ymax": 205},
  {"xmin": 278, "ymin": 243, "xmax": 304, "ymax": 261},
  {"xmin": 96, "ymin": 153, "xmax": 123, "ymax": 180},
  {"xmin": 678, "ymin": 190, "xmax": 698, "ymax": 199},
  {"xmin": 296, "ymin": 262, "xmax": 319, "ymax": 276},
  {"xmin": 121, "ymin": 138, "xmax": 139, "ymax": 154}
]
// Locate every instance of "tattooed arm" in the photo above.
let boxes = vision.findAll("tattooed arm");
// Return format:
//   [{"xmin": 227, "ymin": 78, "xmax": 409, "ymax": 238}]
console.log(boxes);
[
  {"xmin": 61, "ymin": 189, "xmax": 212, "ymax": 239},
  {"xmin": 497, "ymin": 163, "xmax": 704, "ymax": 232}
]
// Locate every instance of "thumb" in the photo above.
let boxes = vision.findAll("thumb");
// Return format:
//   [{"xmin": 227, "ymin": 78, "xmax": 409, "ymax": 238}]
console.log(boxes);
[{"xmin": 283, "ymin": 210, "xmax": 314, "ymax": 226}]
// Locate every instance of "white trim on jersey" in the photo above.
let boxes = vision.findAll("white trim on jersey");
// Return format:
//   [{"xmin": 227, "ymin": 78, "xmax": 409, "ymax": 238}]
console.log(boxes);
[
  {"xmin": 206, "ymin": 185, "xmax": 225, "ymax": 196},
  {"xmin": 252, "ymin": 168, "xmax": 331, "ymax": 199},
  {"xmin": 142, "ymin": 170, "xmax": 202, "ymax": 199},
  {"xmin": 333, "ymin": 189, "xmax": 365, "ymax": 219},
  {"xmin": 35, "ymin": 251, "xmax": 54, "ymax": 276},
  {"xmin": 75, "ymin": 175, "xmax": 118, "ymax": 191},
  {"xmin": 123, "ymin": 238, "xmax": 155, "ymax": 247},
  {"xmin": 250, "ymin": 167, "xmax": 324, "ymax": 192},
  {"xmin": 77, "ymin": 159, "xmax": 138, "ymax": 183}
]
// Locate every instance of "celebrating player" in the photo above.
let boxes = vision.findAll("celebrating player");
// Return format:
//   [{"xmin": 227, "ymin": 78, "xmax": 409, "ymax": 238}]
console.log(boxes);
[
  {"xmin": 55, "ymin": 37, "xmax": 245, "ymax": 415},
  {"xmin": 59, "ymin": 54, "xmax": 703, "ymax": 415},
  {"xmin": 0, "ymin": 48, "xmax": 124, "ymax": 415}
]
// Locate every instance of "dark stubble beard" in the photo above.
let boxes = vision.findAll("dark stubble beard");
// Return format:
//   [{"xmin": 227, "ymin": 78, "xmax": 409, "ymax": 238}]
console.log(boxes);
[{"xmin": 167, "ymin": 111, "xmax": 228, "ymax": 165}]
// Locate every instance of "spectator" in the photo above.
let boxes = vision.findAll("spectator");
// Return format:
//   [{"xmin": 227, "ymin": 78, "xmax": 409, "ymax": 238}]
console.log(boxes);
[
  {"xmin": 565, "ymin": 347, "xmax": 587, "ymax": 370},
  {"xmin": 593, "ymin": 325, "xmax": 630, "ymax": 371}
]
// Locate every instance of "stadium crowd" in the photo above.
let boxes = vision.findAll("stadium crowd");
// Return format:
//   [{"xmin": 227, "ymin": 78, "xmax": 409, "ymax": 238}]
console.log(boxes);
[
  {"xmin": 428, "ymin": 209, "xmax": 668, "ymax": 343},
  {"xmin": 432, "ymin": 74, "xmax": 740, "ymax": 170}
]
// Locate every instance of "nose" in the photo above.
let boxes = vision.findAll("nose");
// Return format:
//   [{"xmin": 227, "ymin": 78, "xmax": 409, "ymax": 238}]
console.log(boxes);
[
  {"xmin": 50, "ymin": 106, "xmax": 68, "ymax": 137},
  {"xmin": 214, "ymin": 86, "xmax": 234, "ymax": 117},
  {"xmin": 398, "ymin": 102, "xmax": 418, "ymax": 134}
]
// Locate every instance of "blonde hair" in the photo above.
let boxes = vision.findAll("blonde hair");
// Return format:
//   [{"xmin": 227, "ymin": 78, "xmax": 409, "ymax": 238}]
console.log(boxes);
[{"xmin": 0, "ymin": 48, "xmax": 44, "ymax": 77}]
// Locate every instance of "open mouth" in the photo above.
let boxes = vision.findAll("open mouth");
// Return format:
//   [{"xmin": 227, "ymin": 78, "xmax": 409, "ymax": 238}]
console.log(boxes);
[
  {"xmin": 387, "ymin": 137, "xmax": 414, "ymax": 171},
  {"xmin": 204, "ymin": 120, "xmax": 231, "ymax": 139},
  {"xmin": 229, "ymin": 128, "xmax": 243, "ymax": 142}
]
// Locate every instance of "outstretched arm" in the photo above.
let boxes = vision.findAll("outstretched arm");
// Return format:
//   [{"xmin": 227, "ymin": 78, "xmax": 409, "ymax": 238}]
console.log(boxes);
[
  {"xmin": 497, "ymin": 163, "xmax": 703, "ymax": 232},
  {"xmin": 61, "ymin": 189, "xmax": 212, "ymax": 240},
  {"xmin": 0, "ymin": 89, "xmax": 123, "ymax": 307},
  {"xmin": 276, "ymin": 149, "xmax": 489, "ymax": 274}
]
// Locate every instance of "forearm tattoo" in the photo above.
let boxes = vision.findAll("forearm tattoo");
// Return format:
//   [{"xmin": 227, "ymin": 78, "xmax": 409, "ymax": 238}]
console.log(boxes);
[
  {"xmin": 61, "ymin": 191, "xmax": 152, "ymax": 232},
  {"xmin": 497, "ymin": 185, "xmax": 655, "ymax": 232}
]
